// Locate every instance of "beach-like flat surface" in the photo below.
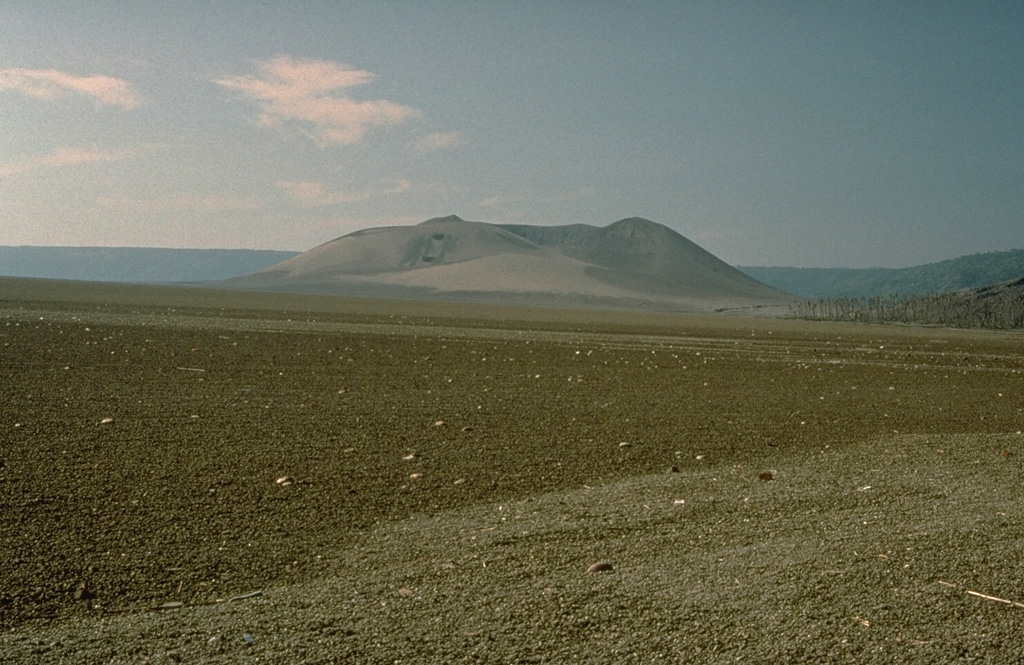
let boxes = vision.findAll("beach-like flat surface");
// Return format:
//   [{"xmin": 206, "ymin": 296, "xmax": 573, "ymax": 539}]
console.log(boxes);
[{"xmin": 2, "ymin": 279, "xmax": 1024, "ymax": 663}]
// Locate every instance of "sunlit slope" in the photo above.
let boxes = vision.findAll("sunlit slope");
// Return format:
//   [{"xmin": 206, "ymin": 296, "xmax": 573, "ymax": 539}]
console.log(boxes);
[{"xmin": 224, "ymin": 215, "xmax": 795, "ymax": 311}]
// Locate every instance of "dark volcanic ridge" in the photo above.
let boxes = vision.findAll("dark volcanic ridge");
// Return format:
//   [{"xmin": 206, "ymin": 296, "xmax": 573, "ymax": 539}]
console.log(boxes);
[{"xmin": 220, "ymin": 216, "xmax": 795, "ymax": 312}]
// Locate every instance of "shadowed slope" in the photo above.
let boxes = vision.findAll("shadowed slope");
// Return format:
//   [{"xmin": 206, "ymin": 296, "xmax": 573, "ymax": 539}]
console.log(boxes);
[{"xmin": 501, "ymin": 217, "xmax": 778, "ymax": 299}]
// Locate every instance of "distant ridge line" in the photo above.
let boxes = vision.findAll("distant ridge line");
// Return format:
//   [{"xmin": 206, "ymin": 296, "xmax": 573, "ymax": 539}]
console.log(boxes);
[
  {"xmin": 0, "ymin": 246, "xmax": 298, "ymax": 283},
  {"xmin": 3, "ymin": 231, "xmax": 1018, "ymax": 302},
  {"xmin": 739, "ymin": 248, "xmax": 1024, "ymax": 299}
]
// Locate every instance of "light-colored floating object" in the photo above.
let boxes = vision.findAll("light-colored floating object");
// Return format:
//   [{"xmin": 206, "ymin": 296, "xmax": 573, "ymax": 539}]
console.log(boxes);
[
  {"xmin": 434, "ymin": 420, "xmax": 446, "ymax": 427},
  {"xmin": 403, "ymin": 453, "xmax": 419, "ymax": 461},
  {"xmin": 227, "ymin": 590, "xmax": 263, "ymax": 602},
  {"xmin": 152, "ymin": 601, "xmax": 185, "ymax": 610},
  {"xmin": 100, "ymin": 418, "xmax": 114, "ymax": 425},
  {"xmin": 587, "ymin": 561, "xmax": 614, "ymax": 573},
  {"xmin": 275, "ymin": 476, "xmax": 294, "ymax": 486},
  {"xmin": 410, "ymin": 473, "xmax": 423, "ymax": 480},
  {"xmin": 673, "ymin": 499, "xmax": 686, "ymax": 505},
  {"xmin": 618, "ymin": 441, "xmax": 631, "ymax": 448}
]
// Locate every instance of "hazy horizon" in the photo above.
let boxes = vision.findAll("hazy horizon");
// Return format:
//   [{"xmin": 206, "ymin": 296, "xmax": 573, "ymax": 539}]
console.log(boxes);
[
  {"xmin": 3, "ymin": 3, "xmax": 1023, "ymax": 268},
  {"xmin": 3, "ymin": 221, "xmax": 1024, "ymax": 273}
]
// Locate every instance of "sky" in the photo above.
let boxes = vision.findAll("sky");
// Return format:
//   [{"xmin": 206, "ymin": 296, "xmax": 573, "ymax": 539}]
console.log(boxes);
[{"xmin": 2, "ymin": 2, "xmax": 1023, "ymax": 268}]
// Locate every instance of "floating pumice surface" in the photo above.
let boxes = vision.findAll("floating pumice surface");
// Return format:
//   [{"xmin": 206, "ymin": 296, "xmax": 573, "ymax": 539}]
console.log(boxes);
[{"xmin": 2, "ymin": 287, "xmax": 1024, "ymax": 663}]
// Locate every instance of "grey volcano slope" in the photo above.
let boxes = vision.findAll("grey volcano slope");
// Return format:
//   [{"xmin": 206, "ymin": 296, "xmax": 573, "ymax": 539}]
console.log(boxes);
[{"xmin": 221, "ymin": 215, "xmax": 795, "ymax": 312}]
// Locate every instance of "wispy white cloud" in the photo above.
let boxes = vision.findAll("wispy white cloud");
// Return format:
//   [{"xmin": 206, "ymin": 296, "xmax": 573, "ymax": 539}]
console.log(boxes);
[
  {"xmin": 0, "ymin": 146, "xmax": 135, "ymax": 176},
  {"xmin": 277, "ymin": 179, "xmax": 411, "ymax": 207},
  {"xmin": 407, "ymin": 131, "xmax": 461, "ymax": 154},
  {"xmin": 96, "ymin": 194, "xmax": 263, "ymax": 213},
  {"xmin": 0, "ymin": 68, "xmax": 140, "ymax": 109},
  {"xmin": 215, "ymin": 56, "xmax": 420, "ymax": 146}
]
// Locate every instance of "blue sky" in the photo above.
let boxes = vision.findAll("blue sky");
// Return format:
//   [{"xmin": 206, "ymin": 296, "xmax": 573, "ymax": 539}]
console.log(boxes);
[{"xmin": 2, "ymin": 2, "xmax": 1022, "ymax": 267}]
